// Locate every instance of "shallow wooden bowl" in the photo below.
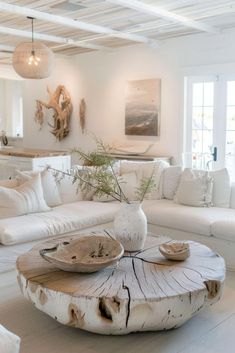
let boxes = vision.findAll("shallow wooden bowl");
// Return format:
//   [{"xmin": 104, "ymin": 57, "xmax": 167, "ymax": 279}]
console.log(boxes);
[
  {"xmin": 39, "ymin": 235, "xmax": 124, "ymax": 273},
  {"xmin": 159, "ymin": 242, "xmax": 190, "ymax": 261}
]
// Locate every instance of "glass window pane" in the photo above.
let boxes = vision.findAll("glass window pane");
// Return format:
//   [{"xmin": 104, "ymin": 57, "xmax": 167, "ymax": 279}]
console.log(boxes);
[
  {"xmin": 203, "ymin": 107, "xmax": 213, "ymax": 129},
  {"xmin": 193, "ymin": 83, "xmax": 203, "ymax": 106},
  {"xmin": 192, "ymin": 130, "xmax": 202, "ymax": 153},
  {"xmin": 202, "ymin": 130, "xmax": 213, "ymax": 153},
  {"xmin": 226, "ymin": 131, "xmax": 235, "ymax": 155},
  {"xmin": 225, "ymin": 155, "xmax": 235, "ymax": 182},
  {"xmin": 227, "ymin": 106, "xmax": 235, "ymax": 130},
  {"xmin": 204, "ymin": 82, "xmax": 214, "ymax": 106},
  {"xmin": 192, "ymin": 107, "xmax": 203, "ymax": 129},
  {"xmin": 227, "ymin": 81, "xmax": 235, "ymax": 106}
]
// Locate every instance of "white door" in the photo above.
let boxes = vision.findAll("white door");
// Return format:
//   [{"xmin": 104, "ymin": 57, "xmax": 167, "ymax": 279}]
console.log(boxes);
[{"xmin": 184, "ymin": 74, "xmax": 235, "ymax": 180}]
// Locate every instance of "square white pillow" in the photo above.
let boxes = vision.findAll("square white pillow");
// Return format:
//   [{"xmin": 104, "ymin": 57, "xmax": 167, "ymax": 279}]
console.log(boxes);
[
  {"xmin": 92, "ymin": 172, "xmax": 139, "ymax": 202},
  {"xmin": 174, "ymin": 168, "xmax": 213, "ymax": 207},
  {"xmin": 72, "ymin": 164, "xmax": 121, "ymax": 202},
  {"xmin": 56, "ymin": 174, "xmax": 83, "ymax": 204},
  {"xmin": 188, "ymin": 168, "xmax": 231, "ymax": 208},
  {"xmin": 0, "ymin": 174, "xmax": 51, "ymax": 219},
  {"xmin": 120, "ymin": 160, "xmax": 168, "ymax": 200},
  {"xmin": 119, "ymin": 172, "xmax": 139, "ymax": 202},
  {"xmin": 209, "ymin": 168, "xmax": 231, "ymax": 208},
  {"xmin": 71, "ymin": 165, "xmax": 101, "ymax": 201},
  {"xmin": 162, "ymin": 166, "xmax": 182, "ymax": 200},
  {"xmin": 16, "ymin": 169, "xmax": 62, "ymax": 207},
  {"xmin": 0, "ymin": 324, "xmax": 20, "ymax": 353}
]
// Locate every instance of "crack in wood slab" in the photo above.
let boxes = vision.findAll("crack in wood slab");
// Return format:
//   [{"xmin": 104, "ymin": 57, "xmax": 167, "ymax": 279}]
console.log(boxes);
[
  {"xmin": 122, "ymin": 281, "xmax": 131, "ymax": 328},
  {"xmin": 16, "ymin": 234, "xmax": 226, "ymax": 335},
  {"xmin": 204, "ymin": 280, "xmax": 221, "ymax": 299}
]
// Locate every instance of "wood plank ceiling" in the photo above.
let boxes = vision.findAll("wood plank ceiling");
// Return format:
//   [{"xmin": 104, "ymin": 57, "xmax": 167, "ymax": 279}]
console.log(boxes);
[{"xmin": 0, "ymin": 0, "xmax": 235, "ymax": 65}]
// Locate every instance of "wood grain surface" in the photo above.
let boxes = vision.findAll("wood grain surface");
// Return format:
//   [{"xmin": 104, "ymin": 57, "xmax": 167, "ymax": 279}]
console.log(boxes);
[
  {"xmin": 0, "ymin": 148, "xmax": 70, "ymax": 158},
  {"xmin": 17, "ymin": 231, "xmax": 225, "ymax": 335}
]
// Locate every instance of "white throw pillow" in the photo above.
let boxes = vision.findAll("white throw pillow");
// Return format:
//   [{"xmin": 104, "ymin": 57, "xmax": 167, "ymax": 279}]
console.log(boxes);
[
  {"xmin": 72, "ymin": 164, "xmax": 121, "ymax": 201},
  {"xmin": 56, "ymin": 174, "xmax": 83, "ymax": 204},
  {"xmin": 71, "ymin": 165, "xmax": 102, "ymax": 201},
  {"xmin": 93, "ymin": 172, "xmax": 139, "ymax": 202},
  {"xmin": 16, "ymin": 169, "xmax": 62, "ymax": 207},
  {"xmin": 187, "ymin": 168, "xmax": 231, "ymax": 208},
  {"xmin": 0, "ymin": 325, "xmax": 20, "ymax": 353},
  {"xmin": 0, "ymin": 174, "xmax": 51, "ymax": 219},
  {"xmin": 174, "ymin": 169, "xmax": 213, "ymax": 207},
  {"xmin": 119, "ymin": 172, "xmax": 139, "ymax": 202},
  {"xmin": 120, "ymin": 160, "xmax": 168, "ymax": 200},
  {"xmin": 162, "ymin": 166, "xmax": 182, "ymax": 200},
  {"xmin": 209, "ymin": 168, "xmax": 231, "ymax": 208}
]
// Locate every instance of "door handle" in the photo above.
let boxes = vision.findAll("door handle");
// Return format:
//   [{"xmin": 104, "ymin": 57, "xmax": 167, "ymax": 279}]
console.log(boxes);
[{"xmin": 212, "ymin": 147, "xmax": 217, "ymax": 162}]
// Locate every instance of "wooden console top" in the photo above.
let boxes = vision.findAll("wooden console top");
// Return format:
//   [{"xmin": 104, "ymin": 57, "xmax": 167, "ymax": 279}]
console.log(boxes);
[{"xmin": 0, "ymin": 147, "xmax": 70, "ymax": 158}]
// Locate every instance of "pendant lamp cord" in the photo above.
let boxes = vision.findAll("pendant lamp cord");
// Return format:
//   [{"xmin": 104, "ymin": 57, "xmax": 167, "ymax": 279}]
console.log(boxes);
[
  {"xmin": 27, "ymin": 16, "xmax": 35, "ymax": 52},
  {"xmin": 31, "ymin": 18, "xmax": 34, "ymax": 44}
]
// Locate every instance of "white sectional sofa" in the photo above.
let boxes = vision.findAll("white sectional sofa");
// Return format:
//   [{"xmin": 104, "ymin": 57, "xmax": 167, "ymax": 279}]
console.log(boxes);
[
  {"xmin": 0, "ymin": 162, "xmax": 235, "ymax": 271},
  {"xmin": 0, "ymin": 324, "xmax": 20, "ymax": 353}
]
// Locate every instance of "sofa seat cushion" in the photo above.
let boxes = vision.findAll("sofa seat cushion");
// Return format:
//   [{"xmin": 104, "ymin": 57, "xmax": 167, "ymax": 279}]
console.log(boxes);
[
  {"xmin": 144, "ymin": 199, "xmax": 232, "ymax": 237},
  {"xmin": 211, "ymin": 217, "xmax": 235, "ymax": 242},
  {"xmin": 0, "ymin": 201, "xmax": 120, "ymax": 245}
]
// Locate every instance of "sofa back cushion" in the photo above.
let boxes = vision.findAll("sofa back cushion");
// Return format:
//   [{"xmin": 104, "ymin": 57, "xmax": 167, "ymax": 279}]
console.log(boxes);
[
  {"xmin": 170, "ymin": 167, "xmax": 231, "ymax": 208},
  {"xmin": 229, "ymin": 182, "xmax": 235, "ymax": 209},
  {"xmin": 16, "ymin": 169, "xmax": 62, "ymax": 207},
  {"xmin": 187, "ymin": 168, "xmax": 231, "ymax": 208},
  {"xmin": 56, "ymin": 174, "xmax": 83, "ymax": 204},
  {"xmin": 92, "ymin": 171, "xmax": 139, "ymax": 202},
  {"xmin": 0, "ymin": 174, "xmax": 50, "ymax": 219},
  {"xmin": 174, "ymin": 168, "xmax": 213, "ymax": 207},
  {"xmin": 208, "ymin": 168, "xmax": 231, "ymax": 208},
  {"xmin": 120, "ymin": 160, "xmax": 169, "ymax": 200},
  {"xmin": 161, "ymin": 166, "xmax": 182, "ymax": 200}
]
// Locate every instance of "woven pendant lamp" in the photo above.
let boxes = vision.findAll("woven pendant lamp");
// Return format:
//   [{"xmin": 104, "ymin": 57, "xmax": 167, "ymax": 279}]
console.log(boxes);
[{"xmin": 13, "ymin": 17, "xmax": 54, "ymax": 79}]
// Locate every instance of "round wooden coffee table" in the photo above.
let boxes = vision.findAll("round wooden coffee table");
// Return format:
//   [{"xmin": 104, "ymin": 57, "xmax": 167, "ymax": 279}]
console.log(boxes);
[{"xmin": 16, "ymin": 232, "xmax": 225, "ymax": 335}]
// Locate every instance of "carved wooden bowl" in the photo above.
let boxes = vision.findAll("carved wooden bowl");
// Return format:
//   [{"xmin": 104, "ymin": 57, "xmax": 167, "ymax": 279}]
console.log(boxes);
[
  {"xmin": 39, "ymin": 235, "xmax": 124, "ymax": 273},
  {"xmin": 159, "ymin": 241, "xmax": 190, "ymax": 261}
]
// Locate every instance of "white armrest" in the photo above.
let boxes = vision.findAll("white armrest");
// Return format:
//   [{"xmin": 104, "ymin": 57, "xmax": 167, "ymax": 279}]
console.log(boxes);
[{"xmin": 0, "ymin": 324, "xmax": 21, "ymax": 353}]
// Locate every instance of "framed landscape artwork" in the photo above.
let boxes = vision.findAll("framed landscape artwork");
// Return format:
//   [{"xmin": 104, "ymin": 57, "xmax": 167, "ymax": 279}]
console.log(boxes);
[{"xmin": 125, "ymin": 78, "xmax": 161, "ymax": 136}]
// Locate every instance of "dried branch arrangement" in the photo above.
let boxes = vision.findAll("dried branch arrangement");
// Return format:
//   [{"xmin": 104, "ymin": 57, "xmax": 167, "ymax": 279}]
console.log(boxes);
[
  {"xmin": 35, "ymin": 85, "xmax": 73, "ymax": 141},
  {"xmin": 50, "ymin": 137, "xmax": 156, "ymax": 204}
]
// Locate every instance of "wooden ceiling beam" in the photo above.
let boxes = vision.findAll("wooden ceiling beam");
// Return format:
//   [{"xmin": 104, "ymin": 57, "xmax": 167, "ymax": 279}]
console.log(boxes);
[
  {"xmin": 0, "ymin": 1, "xmax": 160, "ymax": 46},
  {"xmin": 106, "ymin": 0, "xmax": 221, "ymax": 34},
  {"xmin": 0, "ymin": 44, "xmax": 14, "ymax": 53},
  {"xmin": 0, "ymin": 25, "xmax": 108, "ymax": 51}
]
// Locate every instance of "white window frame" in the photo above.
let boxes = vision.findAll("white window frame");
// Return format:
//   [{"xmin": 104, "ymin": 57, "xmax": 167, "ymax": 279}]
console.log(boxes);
[{"xmin": 184, "ymin": 75, "xmax": 218, "ymax": 169}]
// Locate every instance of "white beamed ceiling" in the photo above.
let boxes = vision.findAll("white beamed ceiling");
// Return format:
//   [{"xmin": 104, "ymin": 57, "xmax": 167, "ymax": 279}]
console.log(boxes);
[{"xmin": 0, "ymin": 0, "xmax": 235, "ymax": 63}]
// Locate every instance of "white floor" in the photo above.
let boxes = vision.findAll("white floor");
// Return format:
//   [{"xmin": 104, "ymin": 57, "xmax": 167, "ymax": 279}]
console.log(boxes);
[{"xmin": 0, "ymin": 270, "xmax": 235, "ymax": 353}]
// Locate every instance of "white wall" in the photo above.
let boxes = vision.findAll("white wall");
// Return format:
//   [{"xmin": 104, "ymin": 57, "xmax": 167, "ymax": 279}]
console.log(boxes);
[
  {"xmin": 22, "ymin": 58, "xmax": 86, "ymax": 151},
  {"xmin": 20, "ymin": 28, "xmax": 235, "ymax": 163},
  {"xmin": 22, "ymin": 46, "xmax": 181, "ymax": 162},
  {"xmin": 0, "ymin": 79, "xmax": 23, "ymax": 137}
]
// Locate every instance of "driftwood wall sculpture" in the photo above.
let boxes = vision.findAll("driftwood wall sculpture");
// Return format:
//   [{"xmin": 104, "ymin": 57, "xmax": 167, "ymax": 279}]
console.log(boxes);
[
  {"xmin": 79, "ymin": 98, "xmax": 86, "ymax": 134},
  {"xmin": 35, "ymin": 85, "xmax": 73, "ymax": 141}
]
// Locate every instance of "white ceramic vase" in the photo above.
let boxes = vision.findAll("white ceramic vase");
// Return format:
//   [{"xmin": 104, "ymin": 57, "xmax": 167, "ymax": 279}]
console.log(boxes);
[{"xmin": 113, "ymin": 202, "xmax": 147, "ymax": 251}]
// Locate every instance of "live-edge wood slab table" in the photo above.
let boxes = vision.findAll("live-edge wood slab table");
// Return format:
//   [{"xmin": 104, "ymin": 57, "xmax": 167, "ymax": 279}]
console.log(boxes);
[{"xmin": 16, "ymin": 232, "xmax": 225, "ymax": 335}]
